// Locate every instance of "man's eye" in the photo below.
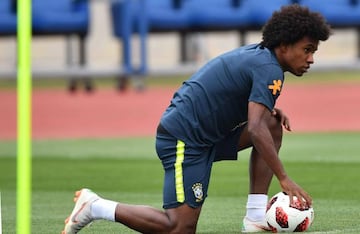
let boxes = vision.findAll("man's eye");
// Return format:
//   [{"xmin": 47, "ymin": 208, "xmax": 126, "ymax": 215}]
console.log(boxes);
[{"xmin": 304, "ymin": 48, "xmax": 316, "ymax": 54}]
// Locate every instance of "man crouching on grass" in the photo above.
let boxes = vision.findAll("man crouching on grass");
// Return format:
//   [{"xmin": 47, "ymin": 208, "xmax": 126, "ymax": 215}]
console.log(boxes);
[{"xmin": 62, "ymin": 4, "xmax": 331, "ymax": 234}]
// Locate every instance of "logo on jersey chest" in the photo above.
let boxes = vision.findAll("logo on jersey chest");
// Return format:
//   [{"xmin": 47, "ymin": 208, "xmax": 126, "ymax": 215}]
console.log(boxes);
[{"xmin": 268, "ymin": 79, "xmax": 282, "ymax": 95}]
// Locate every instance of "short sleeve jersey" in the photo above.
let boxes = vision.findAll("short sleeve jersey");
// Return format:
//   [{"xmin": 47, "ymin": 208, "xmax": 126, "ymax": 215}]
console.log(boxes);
[{"xmin": 160, "ymin": 44, "xmax": 284, "ymax": 147}]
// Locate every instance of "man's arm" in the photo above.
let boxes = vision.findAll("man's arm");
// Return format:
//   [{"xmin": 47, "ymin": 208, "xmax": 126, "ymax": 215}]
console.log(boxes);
[
  {"xmin": 247, "ymin": 101, "xmax": 312, "ymax": 208},
  {"xmin": 247, "ymin": 101, "xmax": 288, "ymax": 181}
]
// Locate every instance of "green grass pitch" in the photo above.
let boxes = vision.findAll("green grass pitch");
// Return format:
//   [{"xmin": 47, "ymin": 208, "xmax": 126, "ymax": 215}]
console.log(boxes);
[{"xmin": 1, "ymin": 132, "xmax": 360, "ymax": 233}]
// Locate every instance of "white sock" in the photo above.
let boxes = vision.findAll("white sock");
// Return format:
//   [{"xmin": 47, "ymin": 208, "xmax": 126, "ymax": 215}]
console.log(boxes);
[
  {"xmin": 245, "ymin": 194, "xmax": 268, "ymax": 222},
  {"xmin": 91, "ymin": 198, "xmax": 118, "ymax": 221}
]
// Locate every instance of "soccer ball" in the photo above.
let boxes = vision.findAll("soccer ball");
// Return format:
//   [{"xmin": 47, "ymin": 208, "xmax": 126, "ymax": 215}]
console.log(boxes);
[{"xmin": 265, "ymin": 192, "xmax": 314, "ymax": 232}]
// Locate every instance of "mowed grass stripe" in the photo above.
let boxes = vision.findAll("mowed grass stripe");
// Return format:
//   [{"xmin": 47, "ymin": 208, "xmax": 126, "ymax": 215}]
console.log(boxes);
[
  {"xmin": 1, "ymin": 132, "xmax": 359, "ymax": 162},
  {"xmin": 0, "ymin": 132, "xmax": 360, "ymax": 233},
  {"xmin": 1, "ymin": 189, "xmax": 359, "ymax": 233}
]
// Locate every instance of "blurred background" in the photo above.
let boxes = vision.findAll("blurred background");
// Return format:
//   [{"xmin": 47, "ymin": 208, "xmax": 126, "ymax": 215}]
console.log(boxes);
[{"xmin": 0, "ymin": 0, "xmax": 359, "ymax": 91}]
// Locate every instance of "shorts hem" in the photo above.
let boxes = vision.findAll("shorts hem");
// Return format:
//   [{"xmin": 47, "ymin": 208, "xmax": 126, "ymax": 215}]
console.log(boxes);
[{"xmin": 163, "ymin": 201, "xmax": 203, "ymax": 209}]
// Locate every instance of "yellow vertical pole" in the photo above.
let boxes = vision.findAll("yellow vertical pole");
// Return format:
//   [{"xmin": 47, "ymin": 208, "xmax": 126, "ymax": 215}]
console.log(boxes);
[{"xmin": 16, "ymin": 0, "xmax": 32, "ymax": 233}]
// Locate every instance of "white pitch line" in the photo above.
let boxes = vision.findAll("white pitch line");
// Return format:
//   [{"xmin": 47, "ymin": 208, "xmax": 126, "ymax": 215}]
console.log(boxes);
[{"xmin": 0, "ymin": 192, "xmax": 2, "ymax": 234}]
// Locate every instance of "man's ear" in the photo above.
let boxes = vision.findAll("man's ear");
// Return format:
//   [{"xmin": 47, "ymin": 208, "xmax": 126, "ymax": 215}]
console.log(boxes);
[{"xmin": 278, "ymin": 43, "xmax": 288, "ymax": 54}]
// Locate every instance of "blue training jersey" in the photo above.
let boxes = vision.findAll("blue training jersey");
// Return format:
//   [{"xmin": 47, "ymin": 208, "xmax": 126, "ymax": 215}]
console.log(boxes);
[{"xmin": 160, "ymin": 44, "xmax": 284, "ymax": 147}]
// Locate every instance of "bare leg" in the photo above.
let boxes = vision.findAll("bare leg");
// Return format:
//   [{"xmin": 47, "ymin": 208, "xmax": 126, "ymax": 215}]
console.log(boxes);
[
  {"xmin": 237, "ymin": 117, "xmax": 283, "ymax": 231},
  {"xmin": 238, "ymin": 117, "xmax": 282, "ymax": 194},
  {"xmin": 115, "ymin": 203, "xmax": 201, "ymax": 234},
  {"xmin": 248, "ymin": 147, "xmax": 274, "ymax": 194},
  {"xmin": 249, "ymin": 116, "xmax": 282, "ymax": 193}
]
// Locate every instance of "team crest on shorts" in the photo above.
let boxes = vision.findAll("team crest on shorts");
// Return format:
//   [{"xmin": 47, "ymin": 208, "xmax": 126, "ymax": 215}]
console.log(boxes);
[{"xmin": 192, "ymin": 183, "xmax": 203, "ymax": 202}]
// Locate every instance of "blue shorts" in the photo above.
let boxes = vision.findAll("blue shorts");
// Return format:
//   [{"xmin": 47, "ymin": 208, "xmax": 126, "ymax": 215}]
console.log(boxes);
[{"xmin": 156, "ymin": 124, "xmax": 244, "ymax": 209}]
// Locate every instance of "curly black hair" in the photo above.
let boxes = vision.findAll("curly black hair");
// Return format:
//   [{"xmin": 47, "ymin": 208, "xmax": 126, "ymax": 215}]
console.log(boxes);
[{"xmin": 261, "ymin": 4, "xmax": 331, "ymax": 49}]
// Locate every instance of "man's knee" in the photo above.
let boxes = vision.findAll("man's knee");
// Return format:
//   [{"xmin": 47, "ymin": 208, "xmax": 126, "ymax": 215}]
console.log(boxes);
[{"xmin": 165, "ymin": 204, "xmax": 201, "ymax": 234}]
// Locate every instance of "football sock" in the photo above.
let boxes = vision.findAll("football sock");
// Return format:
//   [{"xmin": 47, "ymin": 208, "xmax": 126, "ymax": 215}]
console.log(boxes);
[
  {"xmin": 245, "ymin": 194, "xmax": 268, "ymax": 221},
  {"xmin": 91, "ymin": 198, "xmax": 118, "ymax": 221}
]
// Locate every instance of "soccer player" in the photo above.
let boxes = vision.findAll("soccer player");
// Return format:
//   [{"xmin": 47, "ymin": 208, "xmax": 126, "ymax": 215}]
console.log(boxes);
[{"xmin": 62, "ymin": 4, "xmax": 331, "ymax": 233}]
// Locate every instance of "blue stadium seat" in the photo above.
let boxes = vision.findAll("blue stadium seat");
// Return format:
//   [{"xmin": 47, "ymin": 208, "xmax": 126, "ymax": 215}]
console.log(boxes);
[
  {"xmin": 147, "ymin": 0, "xmax": 192, "ymax": 32},
  {"xmin": 187, "ymin": 0, "xmax": 253, "ymax": 30},
  {"xmin": 299, "ymin": 0, "xmax": 360, "ymax": 27},
  {"xmin": 245, "ymin": 0, "xmax": 293, "ymax": 27},
  {"xmin": 32, "ymin": 0, "xmax": 92, "ymax": 91},
  {"xmin": 298, "ymin": 0, "xmax": 360, "ymax": 59},
  {"xmin": 32, "ymin": 0, "xmax": 89, "ymax": 35},
  {"xmin": 0, "ymin": 0, "xmax": 17, "ymax": 35}
]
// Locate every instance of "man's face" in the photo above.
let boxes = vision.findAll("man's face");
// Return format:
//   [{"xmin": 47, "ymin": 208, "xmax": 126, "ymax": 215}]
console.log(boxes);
[{"xmin": 279, "ymin": 37, "xmax": 319, "ymax": 76}]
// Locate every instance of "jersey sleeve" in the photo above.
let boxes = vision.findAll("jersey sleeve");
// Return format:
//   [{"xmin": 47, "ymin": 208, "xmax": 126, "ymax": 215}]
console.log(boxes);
[{"xmin": 248, "ymin": 64, "xmax": 284, "ymax": 111}]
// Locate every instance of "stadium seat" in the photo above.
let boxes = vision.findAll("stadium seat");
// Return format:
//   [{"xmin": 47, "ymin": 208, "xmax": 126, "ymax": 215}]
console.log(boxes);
[
  {"xmin": 147, "ymin": 0, "xmax": 192, "ymax": 32},
  {"xmin": 246, "ymin": 0, "xmax": 293, "ymax": 27},
  {"xmin": 32, "ymin": 0, "xmax": 92, "ymax": 91},
  {"xmin": 146, "ymin": 0, "xmax": 194, "ymax": 63},
  {"xmin": 0, "ymin": 0, "xmax": 17, "ymax": 35},
  {"xmin": 32, "ymin": 0, "xmax": 89, "ymax": 35},
  {"xmin": 299, "ymin": 0, "xmax": 360, "ymax": 27},
  {"xmin": 187, "ymin": 0, "xmax": 253, "ymax": 30},
  {"xmin": 299, "ymin": 0, "xmax": 360, "ymax": 58}
]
